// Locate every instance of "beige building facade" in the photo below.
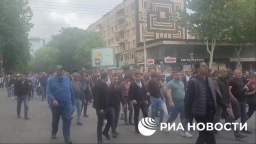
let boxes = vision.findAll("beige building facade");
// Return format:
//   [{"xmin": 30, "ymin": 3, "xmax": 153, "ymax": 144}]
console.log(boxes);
[
  {"xmin": 88, "ymin": 0, "xmax": 255, "ymax": 71},
  {"xmin": 88, "ymin": 0, "xmax": 187, "ymax": 66}
]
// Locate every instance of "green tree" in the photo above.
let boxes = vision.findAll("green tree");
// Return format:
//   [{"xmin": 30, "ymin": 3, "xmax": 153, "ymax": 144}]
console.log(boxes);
[
  {"xmin": 227, "ymin": 0, "xmax": 256, "ymax": 68},
  {"xmin": 184, "ymin": 0, "xmax": 255, "ymax": 68},
  {"xmin": 30, "ymin": 47, "xmax": 59, "ymax": 72},
  {"xmin": 184, "ymin": 0, "xmax": 235, "ymax": 68},
  {"xmin": 0, "ymin": 0, "xmax": 33, "ymax": 73},
  {"xmin": 31, "ymin": 28, "xmax": 105, "ymax": 72}
]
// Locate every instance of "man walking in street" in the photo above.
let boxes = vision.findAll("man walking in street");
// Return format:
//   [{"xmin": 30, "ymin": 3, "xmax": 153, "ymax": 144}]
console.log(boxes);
[
  {"xmin": 129, "ymin": 72, "xmax": 149, "ymax": 134},
  {"xmin": 81, "ymin": 72, "xmax": 92, "ymax": 118},
  {"xmin": 93, "ymin": 72, "xmax": 113, "ymax": 144},
  {"xmin": 40, "ymin": 72, "xmax": 48, "ymax": 101},
  {"xmin": 148, "ymin": 72, "xmax": 166, "ymax": 123},
  {"xmin": 121, "ymin": 76, "xmax": 133, "ymax": 125},
  {"xmin": 47, "ymin": 65, "xmax": 75, "ymax": 144},
  {"xmin": 71, "ymin": 72, "xmax": 84, "ymax": 126},
  {"xmin": 107, "ymin": 73, "xmax": 121, "ymax": 138},
  {"xmin": 167, "ymin": 71, "xmax": 192, "ymax": 138},
  {"xmin": 7, "ymin": 74, "xmax": 15, "ymax": 97},
  {"xmin": 14, "ymin": 74, "xmax": 31, "ymax": 120},
  {"xmin": 0, "ymin": 75, "xmax": 4, "ymax": 88},
  {"xmin": 185, "ymin": 63, "xmax": 222, "ymax": 144},
  {"xmin": 216, "ymin": 69, "xmax": 246, "ymax": 139},
  {"xmin": 229, "ymin": 69, "xmax": 251, "ymax": 134}
]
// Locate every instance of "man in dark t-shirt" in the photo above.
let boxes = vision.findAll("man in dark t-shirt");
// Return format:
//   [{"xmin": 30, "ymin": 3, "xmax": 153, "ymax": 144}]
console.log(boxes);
[{"xmin": 229, "ymin": 69, "xmax": 247, "ymax": 125}]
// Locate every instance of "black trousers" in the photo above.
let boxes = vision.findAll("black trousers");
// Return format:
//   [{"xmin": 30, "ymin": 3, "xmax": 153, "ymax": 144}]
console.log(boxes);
[
  {"xmin": 103, "ymin": 108, "xmax": 115, "ymax": 134},
  {"xmin": 122, "ymin": 99, "xmax": 133, "ymax": 124},
  {"xmin": 239, "ymin": 102, "xmax": 247, "ymax": 124},
  {"xmin": 51, "ymin": 105, "xmax": 72, "ymax": 142},
  {"xmin": 133, "ymin": 102, "xmax": 148, "ymax": 132},
  {"xmin": 17, "ymin": 95, "xmax": 28, "ymax": 118},
  {"xmin": 41, "ymin": 86, "xmax": 46, "ymax": 101},
  {"xmin": 96, "ymin": 109, "xmax": 113, "ymax": 142},
  {"xmin": 0, "ymin": 83, "xmax": 4, "ymax": 88},
  {"xmin": 194, "ymin": 113, "xmax": 216, "ymax": 144},
  {"xmin": 83, "ymin": 99, "xmax": 89, "ymax": 116},
  {"xmin": 112, "ymin": 105, "xmax": 120, "ymax": 132}
]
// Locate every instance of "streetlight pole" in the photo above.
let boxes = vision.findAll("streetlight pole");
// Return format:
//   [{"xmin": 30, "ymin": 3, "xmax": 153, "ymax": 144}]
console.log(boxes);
[
  {"xmin": 143, "ymin": 23, "xmax": 147, "ymax": 72},
  {"xmin": 142, "ymin": 5, "xmax": 147, "ymax": 72}
]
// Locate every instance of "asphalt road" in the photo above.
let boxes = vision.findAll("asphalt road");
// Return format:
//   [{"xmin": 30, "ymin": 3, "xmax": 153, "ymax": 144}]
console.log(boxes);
[{"xmin": 0, "ymin": 88, "xmax": 255, "ymax": 144}]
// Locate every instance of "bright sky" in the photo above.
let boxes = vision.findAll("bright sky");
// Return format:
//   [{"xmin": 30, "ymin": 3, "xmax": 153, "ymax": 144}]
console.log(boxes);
[{"xmin": 29, "ymin": 0, "xmax": 122, "ymax": 40}]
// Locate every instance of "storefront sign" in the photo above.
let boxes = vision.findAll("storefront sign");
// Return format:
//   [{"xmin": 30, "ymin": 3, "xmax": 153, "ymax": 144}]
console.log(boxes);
[
  {"xmin": 230, "ymin": 58, "xmax": 256, "ymax": 62},
  {"xmin": 164, "ymin": 57, "xmax": 176, "ymax": 64},
  {"xmin": 180, "ymin": 58, "xmax": 205, "ymax": 62},
  {"xmin": 147, "ymin": 59, "xmax": 155, "ymax": 65}
]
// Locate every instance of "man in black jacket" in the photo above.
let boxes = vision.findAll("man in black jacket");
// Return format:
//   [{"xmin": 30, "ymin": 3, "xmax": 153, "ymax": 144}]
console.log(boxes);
[
  {"xmin": 93, "ymin": 72, "xmax": 113, "ymax": 144},
  {"xmin": 107, "ymin": 73, "xmax": 121, "ymax": 138},
  {"xmin": 185, "ymin": 63, "xmax": 222, "ymax": 144},
  {"xmin": 129, "ymin": 72, "xmax": 149, "ymax": 133},
  {"xmin": 14, "ymin": 74, "xmax": 31, "ymax": 120}
]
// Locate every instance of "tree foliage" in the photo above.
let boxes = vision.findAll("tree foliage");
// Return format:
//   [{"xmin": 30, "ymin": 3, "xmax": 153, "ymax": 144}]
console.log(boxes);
[
  {"xmin": 0, "ymin": 0, "xmax": 33, "ymax": 73},
  {"xmin": 183, "ymin": 0, "xmax": 255, "ymax": 68},
  {"xmin": 29, "ymin": 47, "xmax": 59, "ymax": 72},
  {"xmin": 227, "ymin": 0, "xmax": 255, "ymax": 43},
  {"xmin": 227, "ymin": 0, "xmax": 256, "ymax": 68},
  {"xmin": 31, "ymin": 28, "xmax": 105, "ymax": 72}
]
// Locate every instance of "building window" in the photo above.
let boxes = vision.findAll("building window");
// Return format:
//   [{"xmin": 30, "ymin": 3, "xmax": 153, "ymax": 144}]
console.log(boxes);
[
  {"xmin": 131, "ymin": 3, "xmax": 135, "ymax": 10},
  {"xmin": 160, "ymin": 11, "xmax": 167, "ymax": 19}
]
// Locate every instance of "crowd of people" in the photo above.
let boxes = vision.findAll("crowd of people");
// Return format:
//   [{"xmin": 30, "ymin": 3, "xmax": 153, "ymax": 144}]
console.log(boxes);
[
  {"xmin": 2, "ymin": 72, "xmax": 48, "ymax": 100},
  {"xmin": 1, "ymin": 63, "xmax": 256, "ymax": 144}
]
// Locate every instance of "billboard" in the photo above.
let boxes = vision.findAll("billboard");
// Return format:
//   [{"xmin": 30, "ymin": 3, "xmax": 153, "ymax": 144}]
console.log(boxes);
[{"xmin": 92, "ymin": 48, "xmax": 114, "ymax": 67}]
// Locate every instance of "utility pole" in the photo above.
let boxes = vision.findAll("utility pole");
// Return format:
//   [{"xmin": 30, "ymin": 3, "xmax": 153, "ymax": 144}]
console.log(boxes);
[
  {"xmin": 142, "ymin": 3, "xmax": 147, "ymax": 72},
  {"xmin": 143, "ymin": 22, "xmax": 147, "ymax": 72}
]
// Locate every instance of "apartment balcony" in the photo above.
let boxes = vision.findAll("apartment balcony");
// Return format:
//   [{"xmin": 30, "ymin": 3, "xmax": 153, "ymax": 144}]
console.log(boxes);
[{"xmin": 114, "ymin": 20, "xmax": 128, "ymax": 32}]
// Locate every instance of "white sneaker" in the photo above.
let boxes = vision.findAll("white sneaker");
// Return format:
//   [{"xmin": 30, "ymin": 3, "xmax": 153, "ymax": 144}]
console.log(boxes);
[
  {"xmin": 179, "ymin": 131, "xmax": 192, "ymax": 138},
  {"xmin": 184, "ymin": 131, "xmax": 193, "ymax": 138},
  {"xmin": 179, "ymin": 131, "xmax": 186, "ymax": 137}
]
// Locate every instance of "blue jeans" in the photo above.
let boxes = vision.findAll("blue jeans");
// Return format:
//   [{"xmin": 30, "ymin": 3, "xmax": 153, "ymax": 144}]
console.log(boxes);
[
  {"xmin": 150, "ymin": 97, "xmax": 165, "ymax": 122},
  {"xmin": 167, "ymin": 102, "xmax": 187, "ymax": 130},
  {"xmin": 75, "ymin": 99, "xmax": 83, "ymax": 123}
]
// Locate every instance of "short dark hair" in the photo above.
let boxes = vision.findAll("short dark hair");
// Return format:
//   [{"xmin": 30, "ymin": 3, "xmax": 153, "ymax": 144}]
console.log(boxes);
[
  {"xmin": 101, "ymin": 72, "xmax": 108, "ymax": 80},
  {"xmin": 151, "ymin": 72, "xmax": 160, "ymax": 78},
  {"xmin": 134, "ymin": 71, "xmax": 142, "ymax": 76}
]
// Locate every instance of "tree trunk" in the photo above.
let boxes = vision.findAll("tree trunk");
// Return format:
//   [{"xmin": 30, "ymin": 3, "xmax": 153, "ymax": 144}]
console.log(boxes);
[
  {"xmin": 206, "ymin": 39, "xmax": 216, "ymax": 69},
  {"xmin": 236, "ymin": 44, "xmax": 242, "ymax": 69}
]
